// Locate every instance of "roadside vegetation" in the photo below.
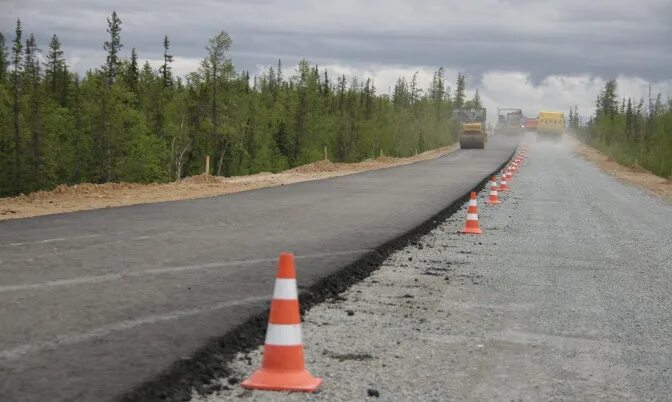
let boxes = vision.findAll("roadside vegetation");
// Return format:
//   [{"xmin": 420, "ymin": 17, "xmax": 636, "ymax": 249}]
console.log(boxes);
[
  {"xmin": 0, "ymin": 13, "xmax": 482, "ymax": 197},
  {"xmin": 575, "ymin": 80, "xmax": 672, "ymax": 178}
]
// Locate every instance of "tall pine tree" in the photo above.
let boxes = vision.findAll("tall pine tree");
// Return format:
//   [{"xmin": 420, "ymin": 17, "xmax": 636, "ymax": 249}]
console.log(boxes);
[
  {"xmin": 125, "ymin": 47, "xmax": 140, "ymax": 100},
  {"xmin": 45, "ymin": 34, "xmax": 67, "ymax": 104},
  {"xmin": 24, "ymin": 33, "xmax": 43, "ymax": 190},
  {"xmin": 159, "ymin": 35, "xmax": 173, "ymax": 88},
  {"xmin": 201, "ymin": 31, "xmax": 232, "ymax": 174},
  {"xmin": 11, "ymin": 19, "xmax": 23, "ymax": 193},
  {"xmin": 454, "ymin": 73, "xmax": 466, "ymax": 108},
  {"xmin": 0, "ymin": 32, "xmax": 8, "ymax": 85},
  {"xmin": 103, "ymin": 11, "xmax": 122, "ymax": 86}
]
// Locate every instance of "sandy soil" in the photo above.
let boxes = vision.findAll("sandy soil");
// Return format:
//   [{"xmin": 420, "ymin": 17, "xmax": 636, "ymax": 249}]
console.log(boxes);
[
  {"xmin": 0, "ymin": 145, "xmax": 458, "ymax": 221},
  {"xmin": 571, "ymin": 139, "xmax": 672, "ymax": 203}
]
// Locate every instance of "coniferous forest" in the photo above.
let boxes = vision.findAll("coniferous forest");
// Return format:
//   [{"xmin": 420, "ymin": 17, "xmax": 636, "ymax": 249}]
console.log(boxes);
[
  {"xmin": 0, "ymin": 13, "xmax": 476, "ymax": 197},
  {"xmin": 574, "ymin": 80, "xmax": 672, "ymax": 178}
]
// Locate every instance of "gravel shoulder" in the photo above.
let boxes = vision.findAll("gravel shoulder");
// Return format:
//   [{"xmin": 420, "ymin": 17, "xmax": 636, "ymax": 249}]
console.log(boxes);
[
  {"xmin": 195, "ymin": 136, "xmax": 672, "ymax": 401},
  {"xmin": 0, "ymin": 145, "xmax": 457, "ymax": 221}
]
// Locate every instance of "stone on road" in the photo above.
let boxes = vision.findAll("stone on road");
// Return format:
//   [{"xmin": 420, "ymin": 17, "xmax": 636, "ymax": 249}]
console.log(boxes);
[{"xmin": 201, "ymin": 137, "xmax": 672, "ymax": 401}]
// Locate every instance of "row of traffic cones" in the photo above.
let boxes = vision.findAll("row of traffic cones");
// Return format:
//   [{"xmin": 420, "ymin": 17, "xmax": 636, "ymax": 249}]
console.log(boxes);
[
  {"xmin": 242, "ymin": 146, "xmax": 528, "ymax": 394},
  {"xmin": 461, "ymin": 146, "xmax": 527, "ymax": 234}
]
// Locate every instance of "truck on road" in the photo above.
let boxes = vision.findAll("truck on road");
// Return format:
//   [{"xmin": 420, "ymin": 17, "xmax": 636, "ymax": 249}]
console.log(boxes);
[
  {"xmin": 537, "ymin": 111, "xmax": 565, "ymax": 141},
  {"xmin": 495, "ymin": 108, "xmax": 525, "ymax": 136},
  {"xmin": 453, "ymin": 108, "xmax": 487, "ymax": 149},
  {"xmin": 524, "ymin": 117, "xmax": 539, "ymax": 131}
]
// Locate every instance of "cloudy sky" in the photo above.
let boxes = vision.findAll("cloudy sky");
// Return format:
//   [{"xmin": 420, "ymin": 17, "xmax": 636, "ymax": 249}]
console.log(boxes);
[{"xmin": 2, "ymin": 0, "xmax": 672, "ymax": 120}]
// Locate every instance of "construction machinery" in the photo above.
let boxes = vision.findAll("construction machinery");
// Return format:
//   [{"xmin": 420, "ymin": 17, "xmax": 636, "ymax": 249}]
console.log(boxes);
[
  {"xmin": 524, "ymin": 117, "xmax": 539, "ymax": 131},
  {"xmin": 537, "ymin": 111, "xmax": 565, "ymax": 141},
  {"xmin": 453, "ymin": 108, "xmax": 487, "ymax": 149},
  {"xmin": 495, "ymin": 108, "xmax": 525, "ymax": 136}
]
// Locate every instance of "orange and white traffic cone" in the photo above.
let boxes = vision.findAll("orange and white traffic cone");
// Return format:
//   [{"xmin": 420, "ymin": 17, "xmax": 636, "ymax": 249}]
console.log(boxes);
[
  {"xmin": 461, "ymin": 192, "xmax": 483, "ymax": 234},
  {"xmin": 242, "ymin": 253, "xmax": 322, "ymax": 392},
  {"xmin": 499, "ymin": 173, "xmax": 510, "ymax": 192},
  {"xmin": 486, "ymin": 177, "xmax": 501, "ymax": 205},
  {"xmin": 507, "ymin": 166, "xmax": 514, "ymax": 178}
]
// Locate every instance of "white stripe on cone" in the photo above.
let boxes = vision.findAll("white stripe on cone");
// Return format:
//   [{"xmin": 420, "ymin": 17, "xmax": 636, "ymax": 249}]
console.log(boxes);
[
  {"xmin": 466, "ymin": 213, "xmax": 479, "ymax": 220},
  {"xmin": 265, "ymin": 323, "xmax": 303, "ymax": 346},
  {"xmin": 272, "ymin": 279, "xmax": 298, "ymax": 300},
  {"xmin": 468, "ymin": 200, "xmax": 477, "ymax": 207}
]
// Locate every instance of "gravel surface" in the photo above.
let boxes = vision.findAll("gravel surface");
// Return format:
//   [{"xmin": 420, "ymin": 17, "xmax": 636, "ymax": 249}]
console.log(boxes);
[{"xmin": 194, "ymin": 136, "xmax": 672, "ymax": 401}]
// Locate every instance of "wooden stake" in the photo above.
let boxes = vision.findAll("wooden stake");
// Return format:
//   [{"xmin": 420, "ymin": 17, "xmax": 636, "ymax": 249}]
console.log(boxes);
[
  {"xmin": 324, "ymin": 146, "xmax": 328, "ymax": 161},
  {"xmin": 205, "ymin": 155, "xmax": 210, "ymax": 175}
]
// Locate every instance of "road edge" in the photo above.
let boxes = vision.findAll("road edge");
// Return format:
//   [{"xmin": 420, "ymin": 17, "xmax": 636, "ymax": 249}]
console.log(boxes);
[
  {"xmin": 0, "ymin": 145, "xmax": 459, "ymax": 222},
  {"xmin": 569, "ymin": 137, "xmax": 672, "ymax": 204},
  {"xmin": 116, "ymin": 148, "xmax": 517, "ymax": 402}
]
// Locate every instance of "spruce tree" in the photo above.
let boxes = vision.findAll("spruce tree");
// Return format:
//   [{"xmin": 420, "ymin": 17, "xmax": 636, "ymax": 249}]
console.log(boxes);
[
  {"xmin": 568, "ymin": 107, "xmax": 574, "ymax": 128},
  {"xmin": 45, "ymin": 34, "xmax": 66, "ymax": 103},
  {"xmin": 472, "ymin": 89, "xmax": 482, "ymax": 108},
  {"xmin": 323, "ymin": 70, "xmax": 330, "ymax": 97},
  {"xmin": 103, "ymin": 11, "xmax": 122, "ymax": 86},
  {"xmin": 201, "ymin": 31, "xmax": 232, "ymax": 174},
  {"xmin": 410, "ymin": 72, "xmax": 418, "ymax": 105},
  {"xmin": 126, "ymin": 47, "xmax": 140, "ymax": 99},
  {"xmin": 601, "ymin": 80, "xmax": 618, "ymax": 117},
  {"xmin": 11, "ymin": 19, "xmax": 23, "ymax": 193},
  {"xmin": 24, "ymin": 33, "xmax": 43, "ymax": 190},
  {"xmin": 454, "ymin": 73, "xmax": 466, "ymax": 108},
  {"xmin": 625, "ymin": 98, "xmax": 633, "ymax": 141},
  {"xmin": 159, "ymin": 35, "xmax": 173, "ymax": 88},
  {"xmin": 0, "ymin": 32, "xmax": 8, "ymax": 85}
]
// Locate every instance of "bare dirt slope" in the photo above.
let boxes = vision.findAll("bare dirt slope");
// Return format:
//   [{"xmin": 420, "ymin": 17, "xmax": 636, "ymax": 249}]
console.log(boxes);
[
  {"xmin": 571, "ymin": 138, "xmax": 672, "ymax": 203},
  {"xmin": 0, "ymin": 145, "xmax": 457, "ymax": 221}
]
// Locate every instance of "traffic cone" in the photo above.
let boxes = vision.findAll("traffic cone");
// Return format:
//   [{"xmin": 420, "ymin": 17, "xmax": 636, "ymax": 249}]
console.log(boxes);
[
  {"xmin": 486, "ymin": 177, "xmax": 501, "ymax": 205},
  {"xmin": 241, "ymin": 253, "xmax": 322, "ymax": 392},
  {"xmin": 499, "ymin": 173, "xmax": 510, "ymax": 192},
  {"xmin": 506, "ymin": 167, "xmax": 514, "ymax": 182},
  {"xmin": 461, "ymin": 192, "xmax": 483, "ymax": 234}
]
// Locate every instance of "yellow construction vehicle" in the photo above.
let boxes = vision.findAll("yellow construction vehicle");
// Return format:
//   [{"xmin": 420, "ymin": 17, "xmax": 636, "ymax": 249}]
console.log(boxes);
[
  {"xmin": 537, "ymin": 111, "xmax": 565, "ymax": 141},
  {"xmin": 453, "ymin": 108, "xmax": 487, "ymax": 149}
]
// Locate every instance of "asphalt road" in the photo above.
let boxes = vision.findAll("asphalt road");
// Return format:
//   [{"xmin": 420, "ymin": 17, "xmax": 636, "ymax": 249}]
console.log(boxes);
[
  {"xmin": 203, "ymin": 136, "xmax": 672, "ymax": 401},
  {"xmin": 0, "ymin": 136, "xmax": 517, "ymax": 401}
]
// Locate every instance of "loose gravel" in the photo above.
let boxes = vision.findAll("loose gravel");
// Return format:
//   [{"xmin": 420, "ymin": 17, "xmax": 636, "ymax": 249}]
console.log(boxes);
[{"xmin": 193, "ymin": 137, "xmax": 672, "ymax": 401}]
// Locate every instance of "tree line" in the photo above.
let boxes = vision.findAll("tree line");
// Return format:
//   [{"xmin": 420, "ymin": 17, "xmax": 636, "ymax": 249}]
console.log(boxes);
[
  {"xmin": 0, "ymin": 13, "xmax": 480, "ymax": 197},
  {"xmin": 575, "ymin": 80, "xmax": 672, "ymax": 178}
]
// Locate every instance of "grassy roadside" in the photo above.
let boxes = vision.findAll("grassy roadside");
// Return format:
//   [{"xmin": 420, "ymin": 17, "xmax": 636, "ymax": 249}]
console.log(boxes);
[{"xmin": 570, "ymin": 136, "xmax": 672, "ymax": 203}]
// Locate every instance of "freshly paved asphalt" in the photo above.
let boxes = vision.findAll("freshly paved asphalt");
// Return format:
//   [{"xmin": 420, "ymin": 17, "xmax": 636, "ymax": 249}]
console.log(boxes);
[{"xmin": 0, "ymin": 136, "xmax": 517, "ymax": 401}]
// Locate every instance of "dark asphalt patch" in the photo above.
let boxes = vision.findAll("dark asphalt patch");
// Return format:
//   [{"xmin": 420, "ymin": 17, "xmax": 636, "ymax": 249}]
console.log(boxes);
[{"xmin": 116, "ymin": 152, "xmax": 516, "ymax": 402}]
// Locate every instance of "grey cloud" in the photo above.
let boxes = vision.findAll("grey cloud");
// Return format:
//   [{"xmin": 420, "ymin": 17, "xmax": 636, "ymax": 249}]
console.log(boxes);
[{"xmin": 1, "ymin": 0, "xmax": 670, "ymax": 83}]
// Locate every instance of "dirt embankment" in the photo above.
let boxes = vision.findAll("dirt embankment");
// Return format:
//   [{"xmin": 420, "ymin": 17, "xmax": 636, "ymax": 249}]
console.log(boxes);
[
  {"xmin": 0, "ymin": 145, "xmax": 458, "ymax": 221},
  {"xmin": 571, "ymin": 139, "xmax": 672, "ymax": 203}
]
